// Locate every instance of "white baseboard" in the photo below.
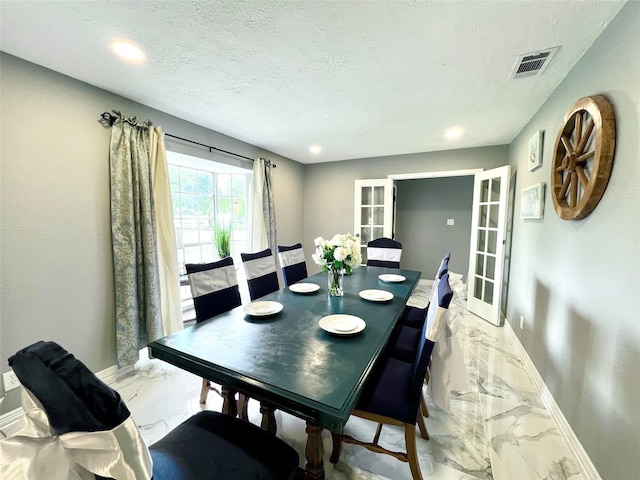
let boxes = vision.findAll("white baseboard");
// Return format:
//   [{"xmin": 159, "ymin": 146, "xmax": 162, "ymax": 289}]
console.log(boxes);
[
  {"xmin": 0, "ymin": 407, "xmax": 24, "ymax": 438},
  {"xmin": 0, "ymin": 363, "xmax": 131, "ymax": 438},
  {"xmin": 504, "ymin": 319, "xmax": 601, "ymax": 480}
]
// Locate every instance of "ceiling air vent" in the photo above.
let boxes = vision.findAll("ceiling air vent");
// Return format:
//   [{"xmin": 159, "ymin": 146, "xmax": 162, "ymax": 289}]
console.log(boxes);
[{"xmin": 509, "ymin": 47, "xmax": 559, "ymax": 80}]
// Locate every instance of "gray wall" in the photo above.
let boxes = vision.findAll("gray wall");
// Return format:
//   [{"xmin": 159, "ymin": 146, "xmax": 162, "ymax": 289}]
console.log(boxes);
[
  {"xmin": 2, "ymin": 5, "xmax": 637, "ymax": 476},
  {"xmin": 303, "ymin": 146, "xmax": 508, "ymax": 276},
  {"xmin": 396, "ymin": 176, "xmax": 474, "ymax": 279},
  {"xmin": 505, "ymin": 3, "xmax": 640, "ymax": 479},
  {"xmin": 0, "ymin": 53, "xmax": 304, "ymax": 397}
]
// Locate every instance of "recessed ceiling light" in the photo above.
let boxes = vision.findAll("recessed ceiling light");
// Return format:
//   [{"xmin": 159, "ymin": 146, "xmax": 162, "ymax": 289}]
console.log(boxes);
[
  {"xmin": 111, "ymin": 41, "xmax": 144, "ymax": 60},
  {"xmin": 309, "ymin": 145, "xmax": 322, "ymax": 154},
  {"xmin": 445, "ymin": 127, "xmax": 464, "ymax": 139}
]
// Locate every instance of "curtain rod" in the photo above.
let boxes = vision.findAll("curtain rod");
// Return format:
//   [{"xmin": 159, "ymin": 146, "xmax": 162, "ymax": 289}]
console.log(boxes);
[
  {"xmin": 165, "ymin": 133, "xmax": 276, "ymax": 168},
  {"xmin": 99, "ymin": 111, "xmax": 275, "ymax": 168}
]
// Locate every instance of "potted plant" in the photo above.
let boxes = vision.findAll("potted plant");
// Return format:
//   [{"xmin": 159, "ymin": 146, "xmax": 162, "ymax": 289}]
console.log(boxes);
[{"xmin": 213, "ymin": 223, "xmax": 231, "ymax": 259}]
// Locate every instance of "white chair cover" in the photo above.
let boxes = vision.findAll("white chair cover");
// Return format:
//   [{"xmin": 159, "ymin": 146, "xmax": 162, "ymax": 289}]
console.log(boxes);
[
  {"xmin": 367, "ymin": 247, "xmax": 402, "ymax": 264},
  {"xmin": 427, "ymin": 271, "xmax": 470, "ymax": 411},
  {"xmin": 243, "ymin": 255, "xmax": 277, "ymax": 280},
  {"xmin": 188, "ymin": 264, "xmax": 238, "ymax": 298},
  {"xmin": 278, "ymin": 246, "xmax": 305, "ymax": 268},
  {"xmin": 0, "ymin": 387, "xmax": 152, "ymax": 480}
]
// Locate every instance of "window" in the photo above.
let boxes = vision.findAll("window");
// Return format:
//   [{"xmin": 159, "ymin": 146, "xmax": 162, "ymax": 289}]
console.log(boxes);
[{"xmin": 167, "ymin": 151, "xmax": 252, "ymax": 320}]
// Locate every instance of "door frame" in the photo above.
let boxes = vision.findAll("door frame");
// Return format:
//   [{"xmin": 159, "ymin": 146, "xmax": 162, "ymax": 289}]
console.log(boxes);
[
  {"xmin": 466, "ymin": 165, "xmax": 511, "ymax": 326},
  {"xmin": 354, "ymin": 179, "xmax": 396, "ymax": 264},
  {"xmin": 387, "ymin": 167, "xmax": 512, "ymax": 326},
  {"xmin": 388, "ymin": 168, "xmax": 483, "ymax": 181}
]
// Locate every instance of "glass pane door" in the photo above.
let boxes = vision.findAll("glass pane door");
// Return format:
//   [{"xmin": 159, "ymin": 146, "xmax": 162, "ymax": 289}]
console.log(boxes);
[
  {"xmin": 354, "ymin": 179, "xmax": 395, "ymax": 265},
  {"xmin": 467, "ymin": 166, "xmax": 510, "ymax": 326}
]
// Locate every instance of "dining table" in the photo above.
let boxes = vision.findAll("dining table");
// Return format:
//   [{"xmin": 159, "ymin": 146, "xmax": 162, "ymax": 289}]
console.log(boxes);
[{"xmin": 148, "ymin": 265, "xmax": 421, "ymax": 479}]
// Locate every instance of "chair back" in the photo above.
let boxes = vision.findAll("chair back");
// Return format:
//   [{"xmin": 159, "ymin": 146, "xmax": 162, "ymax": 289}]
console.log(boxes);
[
  {"xmin": 241, "ymin": 248, "xmax": 279, "ymax": 300},
  {"xmin": 428, "ymin": 252, "xmax": 451, "ymax": 303},
  {"xmin": 186, "ymin": 257, "xmax": 241, "ymax": 321},
  {"xmin": 9, "ymin": 341, "xmax": 130, "ymax": 435},
  {"xmin": 8, "ymin": 342, "xmax": 300, "ymax": 480},
  {"xmin": 436, "ymin": 252, "xmax": 451, "ymax": 280},
  {"xmin": 277, "ymin": 243, "xmax": 308, "ymax": 286},
  {"xmin": 411, "ymin": 273, "xmax": 453, "ymax": 405},
  {"xmin": 8, "ymin": 341, "xmax": 152, "ymax": 478},
  {"xmin": 366, "ymin": 237, "xmax": 402, "ymax": 268}
]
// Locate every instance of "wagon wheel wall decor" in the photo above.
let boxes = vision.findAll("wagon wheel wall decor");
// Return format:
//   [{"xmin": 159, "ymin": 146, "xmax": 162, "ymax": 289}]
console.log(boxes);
[{"xmin": 551, "ymin": 95, "xmax": 615, "ymax": 220}]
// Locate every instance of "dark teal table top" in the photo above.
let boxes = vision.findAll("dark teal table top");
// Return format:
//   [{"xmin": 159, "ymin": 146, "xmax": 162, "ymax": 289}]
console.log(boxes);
[{"xmin": 148, "ymin": 266, "xmax": 420, "ymax": 432}]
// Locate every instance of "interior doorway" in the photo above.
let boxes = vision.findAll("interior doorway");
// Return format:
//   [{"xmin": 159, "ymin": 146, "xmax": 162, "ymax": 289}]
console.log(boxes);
[
  {"xmin": 390, "ymin": 169, "xmax": 481, "ymax": 283},
  {"xmin": 395, "ymin": 176, "xmax": 474, "ymax": 281},
  {"xmin": 388, "ymin": 167, "xmax": 514, "ymax": 326}
]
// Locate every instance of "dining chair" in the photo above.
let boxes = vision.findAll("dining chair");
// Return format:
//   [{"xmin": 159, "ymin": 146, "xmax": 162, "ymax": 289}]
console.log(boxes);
[
  {"xmin": 394, "ymin": 251, "xmax": 452, "ymax": 417},
  {"xmin": 400, "ymin": 251, "xmax": 451, "ymax": 329},
  {"xmin": 186, "ymin": 256, "xmax": 241, "ymax": 322},
  {"xmin": 437, "ymin": 251, "xmax": 451, "ymax": 279},
  {"xmin": 332, "ymin": 273, "xmax": 453, "ymax": 480},
  {"xmin": 391, "ymin": 280, "xmax": 441, "ymax": 419},
  {"xmin": 241, "ymin": 248, "xmax": 280, "ymax": 300},
  {"xmin": 5, "ymin": 341, "xmax": 301, "ymax": 480},
  {"xmin": 186, "ymin": 257, "xmax": 248, "ymax": 410},
  {"xmin": 366, "ymin": 237, "xmax": 402, "ymax": 268},
  {"xmin": 277, "ymin": 243, "xmax": 308, "ymax": 286}
]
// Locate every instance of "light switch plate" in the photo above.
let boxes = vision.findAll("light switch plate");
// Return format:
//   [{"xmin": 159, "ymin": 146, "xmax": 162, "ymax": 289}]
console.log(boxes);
[
  {"xmin": 3, "ymin": 370, "xmax": 21, "ymax": 391},
  {"xmin": 446, "ymin": 218, "xmax": 455, "ymax": 226}
]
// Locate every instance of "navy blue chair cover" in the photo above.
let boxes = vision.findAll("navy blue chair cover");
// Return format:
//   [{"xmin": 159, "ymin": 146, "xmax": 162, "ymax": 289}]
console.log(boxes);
[
  {"xmin": 398, "ymin": 251, "xmax": 451, "ymax": 329},
  {"xmin": 387, "ymin": 321, "xmax": 424, "ymax": 363},
  {"xmin": 277, "ymin": 243, "xmax": 308, "ymax": 287},
  {"xmin": 9, "ymin": 341, "xmax": 300, "ymax": 480},
  {"xmin": 366, "ymin": 237, "xmax": 402, "ymax": 268},
  {"xmin": 361, "ymin": 274, "xmax": 452, "ymax": 420},
  {"xmin": 241, "ymin": 248, "xmax": 280, "ymax": 300},
  {"xmin": 391, "ymin": 252, "xmax": 453, "ymax": 420},
  {"xmin": 185, "ymin": 258, "xmax": 244, "ymax": 405},
  {"xmin": 398, "ymin": 304, "xmax": 429, "ymax": 330},
  {"xmin": 151, "ymin": 409, "xmax": 300, "ymax": 480},
  {"xmin": 437, "ymin": 252, "xmax": 451, "ymax": 279},
  {"xmin": 186, "ymin": 257, "xmax": 241, "ymax": 322},
  {"xmin": 334, "ymin": 274, "xmax": 453, "ymax": 480},
  {"xmin": 9, "ymin": 341, "xmax": 129, "ymax": 436}
]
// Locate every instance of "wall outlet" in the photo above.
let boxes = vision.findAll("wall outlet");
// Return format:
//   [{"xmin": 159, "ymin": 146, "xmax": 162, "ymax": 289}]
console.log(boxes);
[
  {"xmin": 519, "ymin": 315, "xmax": 525, "ymax": 330},
  {"xmin": 3, "ymin": 370, "xmax": 21, "ymax": 391},
  {"xmin": 446, "ymin": 218, "xmax": 455, "ymax": 226}
]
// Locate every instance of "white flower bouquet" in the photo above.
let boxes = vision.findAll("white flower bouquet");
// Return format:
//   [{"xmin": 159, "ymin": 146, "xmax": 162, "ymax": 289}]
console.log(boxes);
[{"xmin": 312, "ymin": 233, "xmax": 362, "ymax": 274}]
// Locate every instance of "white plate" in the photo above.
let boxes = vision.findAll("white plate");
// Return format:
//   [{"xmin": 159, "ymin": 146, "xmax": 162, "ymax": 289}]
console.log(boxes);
[
  {"xmin": 243, "ymin": 301, "xmax": 283, "ymax": 317},
  {"xmin": 378, "ymin": 274, "xmax": 406, "ymax": 283},
  {"xmin": 289, "ymin": 283, "xmax": 320, "ymax": 294},
  {"xmin": 359, "ymin": 289, "xmax": 394, "ymax": 302},
  {"xmin": 319, "ymin": 314, "xmax": 366, "ymax": 335}
]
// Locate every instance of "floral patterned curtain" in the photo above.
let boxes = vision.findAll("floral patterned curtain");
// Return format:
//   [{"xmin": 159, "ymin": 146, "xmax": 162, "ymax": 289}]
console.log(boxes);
[
  {"xmin": 100, "ymin": 111, "xmax": 163, "ymax": 367},
  {"xmin": 251, "ymin": 158, "xmax": 277, "ymax": 253}
]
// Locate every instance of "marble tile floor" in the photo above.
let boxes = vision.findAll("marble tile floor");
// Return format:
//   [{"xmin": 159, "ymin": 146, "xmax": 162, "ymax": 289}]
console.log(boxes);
[{"xmin": 113, "ymin": 307, "xmax": 586, "ymax": 480}]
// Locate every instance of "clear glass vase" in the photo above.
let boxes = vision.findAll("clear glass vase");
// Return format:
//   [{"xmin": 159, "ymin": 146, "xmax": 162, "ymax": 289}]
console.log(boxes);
[{"xmin": 327, "ymin": 268, "xmax": 344, "ymax": 297}]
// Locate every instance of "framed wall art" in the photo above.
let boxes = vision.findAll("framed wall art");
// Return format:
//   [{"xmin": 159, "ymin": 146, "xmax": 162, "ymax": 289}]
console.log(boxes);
[
  {"xmin": 528, "ymin": 130, "xmax": 544, "ymax": 171},
  {"xmin": 521, "ymin": 182, "xmax": 545, "ymax": 219}
]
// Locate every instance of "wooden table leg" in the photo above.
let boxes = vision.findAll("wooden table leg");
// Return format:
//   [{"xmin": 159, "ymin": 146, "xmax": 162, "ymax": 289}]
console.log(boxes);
[
  {"xmin": 238, "ymin": 393, "xmax": 249, "ymax": 420},
  {"xmin": 221, "ymin": 386, "xmax": 238, "ymax": 417},
  {"xmin": 305, "ymin": 422, "xmax": 324, "ymax": 480},
  {"xmin": 260, "ymin": 402, "xmax": 277, "ymax": 434},
  {"xmin": 330, "ymin": 431, "xmax": 342, "ymax": 464}
]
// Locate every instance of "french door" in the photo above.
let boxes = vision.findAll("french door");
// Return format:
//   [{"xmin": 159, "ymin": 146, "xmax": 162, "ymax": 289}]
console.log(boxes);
[
  {"xmin": 353, "ymin": 179, "xmax": 396, "ymax": 265},
  {"xmin": 467, "ymin": 166, "xmax": 511, "ymax": 326}
]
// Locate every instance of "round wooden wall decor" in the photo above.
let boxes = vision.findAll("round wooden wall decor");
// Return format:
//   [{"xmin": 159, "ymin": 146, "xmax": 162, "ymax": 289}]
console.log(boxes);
[{"xmin": 550, "ymin": 95, "xmax": 615, "ymax": 220}]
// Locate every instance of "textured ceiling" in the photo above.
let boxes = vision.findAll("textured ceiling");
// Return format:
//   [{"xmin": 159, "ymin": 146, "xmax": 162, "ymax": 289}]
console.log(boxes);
[{"xmin": 0, "ymin": 1, "xmax": 626, "ymax": 163}]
